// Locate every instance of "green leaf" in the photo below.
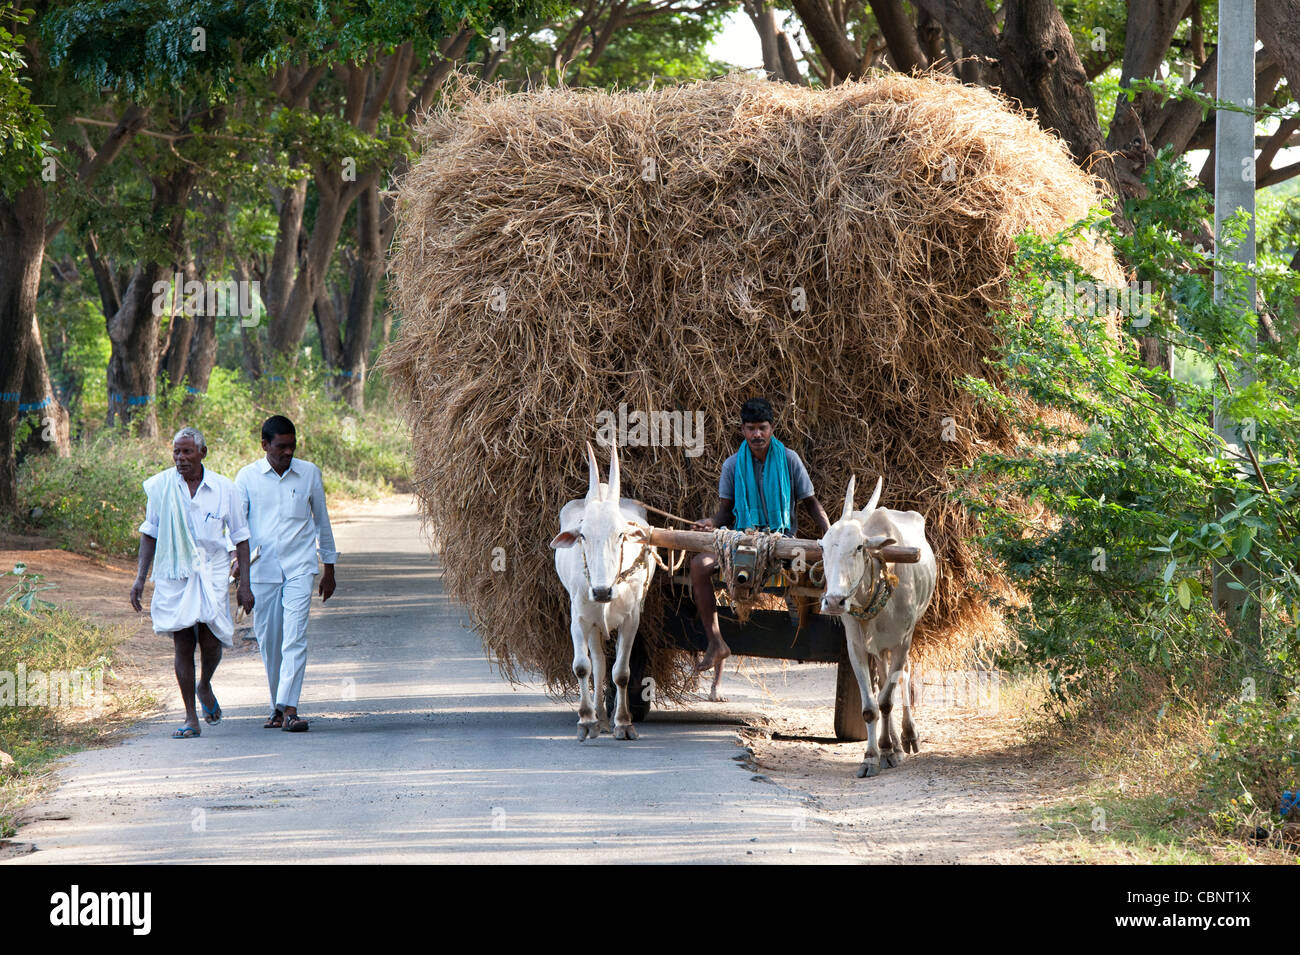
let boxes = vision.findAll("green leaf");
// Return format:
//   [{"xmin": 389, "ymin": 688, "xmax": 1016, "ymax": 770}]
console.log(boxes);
[
  {"xmin": 1163, "ymin": 558, "xmax": 1178, "ymax": 584},
  {"xmin": 1233, "ymin": 526, "xmax": 1256, "ymax": 560},
  {"xmin": 1177, "ymin": 579, "xmax": 1191, "ymax": 610}
]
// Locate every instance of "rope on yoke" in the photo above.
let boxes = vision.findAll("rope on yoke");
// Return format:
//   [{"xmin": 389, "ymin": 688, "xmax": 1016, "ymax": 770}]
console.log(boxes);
[{"xmin": 710, "ymin": 527, "xmax": 787, "ymax": 623}]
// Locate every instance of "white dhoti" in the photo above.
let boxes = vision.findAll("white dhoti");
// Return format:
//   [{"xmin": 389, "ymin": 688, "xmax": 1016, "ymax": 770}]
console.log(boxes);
[
  {"xmin": 149, "ymin": 552, "xmax": 235, "ymax": 647},
  {"xmin": 140, "ymin": 466, "xmax": 248, "ymax": 649}
]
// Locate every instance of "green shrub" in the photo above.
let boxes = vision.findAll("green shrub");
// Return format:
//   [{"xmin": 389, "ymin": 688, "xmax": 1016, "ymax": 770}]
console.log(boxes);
[
  {"xmin": 962, "ymin": 149, "xmax": 1300, "ymax": 712},
  {"xmin": 13, "ymin": 362, "xmax": 411, "ymax": 557},
  {"xmin": 1201, "ymin": 691, "xmax": 1300, "ymax": 839}
]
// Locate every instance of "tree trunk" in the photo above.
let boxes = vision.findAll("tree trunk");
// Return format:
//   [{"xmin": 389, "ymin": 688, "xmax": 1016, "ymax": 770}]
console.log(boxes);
[
  {"xmin": 996, "ymin": 1, "xmax": 1121, "ymax": 202},
  {"xmin": 161, "ymin": 266, "xmax": 196, "ymax": 387},
  {"xmin": 790, "ymin": 0, "xmax": 865, "ymax": 81},
  {"xmin": 184, "ymin": 314, "xmax": 218, "ymax": 397},
  {"xmin": 868, "ymin": 0, "xmax": 928, "ymax": 72},
  {"xmin": 17, "ymin": 312, "xmax": 71, "ymax": 458},
  {"xmin": 232, "ymin": 257, "xmax": 265, "ymax": 381},
  {"xmin": 340, "ymin": 183, "xmax": 387, "ymax": 411},
  {"xmin": 264, "ymin": 178, "xmax": 307, "ymax": 322},
  {"xmin": 105, "ymin": 165, "xmax": 198, "ymax": 434},
  {"xmin": 0, "ymin": 184, "xmax": 44, "ymax": 511},
  {"xmin": 743, "ymin": 0, "xmax": 785, "ymax": 81},
  {"xmin": 106, "ymin": 266, "xmax": 166, "ymax": 435},
  {"xmin": 314, "ymin": 280, "xmax": 344, "ymax": 371},
  {"xmin": 267, "ymin": 175, "xmax": 370, "ymax": 358}
]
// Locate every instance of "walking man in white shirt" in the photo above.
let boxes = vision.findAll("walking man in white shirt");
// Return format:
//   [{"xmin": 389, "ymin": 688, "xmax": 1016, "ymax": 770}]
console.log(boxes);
[
  {"xmin": 235, "ymin": 415, "xmax": 338, "ymax": 733},
  {"xmin": 130, "ymin": 427, "xmax": 254, "ymax": 739}
]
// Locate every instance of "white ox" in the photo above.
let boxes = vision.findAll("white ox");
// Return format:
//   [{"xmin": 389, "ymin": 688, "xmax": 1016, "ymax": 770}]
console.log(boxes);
[
  {"xmin": 818, "ymin": 476, "xmax": 936, "ymax": 777},
  {"xmin": 550, "ymin": 442, "xmax": 657, "ymax": 741}
]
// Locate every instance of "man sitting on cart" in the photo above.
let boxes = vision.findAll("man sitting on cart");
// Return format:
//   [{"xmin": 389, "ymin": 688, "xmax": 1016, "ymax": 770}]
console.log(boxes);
[{"xmin": 691, "ymin": 397, "xmax": 831, "ymax": 699}]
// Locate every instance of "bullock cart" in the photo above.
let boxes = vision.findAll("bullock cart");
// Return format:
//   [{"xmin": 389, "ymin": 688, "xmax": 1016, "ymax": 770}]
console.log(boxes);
[{"xmin": 609, "ymin": 526, "xmax": 921, "ymax": 742}]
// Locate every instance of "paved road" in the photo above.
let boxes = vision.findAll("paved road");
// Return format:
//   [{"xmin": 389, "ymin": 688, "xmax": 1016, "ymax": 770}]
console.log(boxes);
[{"xmin": 10, "ymin": 498, "xmax": 852, "ymax": 864}]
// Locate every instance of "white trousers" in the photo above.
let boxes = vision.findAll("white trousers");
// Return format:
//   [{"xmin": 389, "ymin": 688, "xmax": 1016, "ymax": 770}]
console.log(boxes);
[{"xmin": 252, "ymin": 574, "xmax": 315, "ymax": 710}]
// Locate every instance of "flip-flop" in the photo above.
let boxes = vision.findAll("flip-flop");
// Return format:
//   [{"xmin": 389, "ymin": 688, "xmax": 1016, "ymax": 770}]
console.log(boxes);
[
  {"xmin": 172, "ymin": 724, "xmax": 200, "ymax": 739},
  {"xmin": 200, "ymin": 694, "xmax": 222, "ymax": 725}
]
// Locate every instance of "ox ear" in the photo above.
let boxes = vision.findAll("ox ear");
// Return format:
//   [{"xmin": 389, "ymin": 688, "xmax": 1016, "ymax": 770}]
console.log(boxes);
[
  {"xmin": 608, "ymin": 442, "xmax": 621, "ymax": 503},
  {"xmin": 855, "ymin": 476, "xmax": 883, "ymax": 523},
  {"xmin": 841, "ymin": 475, "xmax": 856, "ymax": 522},
  {"xmin": 584, "ymin": 441, "xmax": 603, "ymax": 501},
  {"xmin": 550, "ymin": 529, "xmax": 580, "ymax": 549}
]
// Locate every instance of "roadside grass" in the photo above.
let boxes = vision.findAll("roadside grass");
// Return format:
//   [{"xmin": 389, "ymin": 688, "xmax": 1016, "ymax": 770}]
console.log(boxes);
[
  {"xmin": 9, "ymin": 364, "xmax": 411, "ymax": 559},
  {"xmin": 0, "ymin": 601, "xmax": 153, "ymax": 839},
  {"xmin": 1006, "ymin": 666, "xmax": 1299, "ymax": 864}
]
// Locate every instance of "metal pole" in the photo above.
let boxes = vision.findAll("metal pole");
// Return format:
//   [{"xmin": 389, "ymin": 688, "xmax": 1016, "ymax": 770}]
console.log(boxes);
[{"xmin": 1211, "ymin": 0, "xmax": 1260, "ymax": 642}]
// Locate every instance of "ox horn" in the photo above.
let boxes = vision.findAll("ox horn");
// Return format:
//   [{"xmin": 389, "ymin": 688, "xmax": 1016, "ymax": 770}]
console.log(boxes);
[
  {"xmin": 608, "ymin": 441, "xmax": 620, "ymax": 503},
  {"xmin": 841, "ymin": 475, "xmax": 856, "ymax": 522},
  {"xmin": 584, "ymin": 441, "xmax": 602, "ymax": 501},
  {"xmin": 857, "ymin": 476, "xmax": 883, "ymax": 520}
]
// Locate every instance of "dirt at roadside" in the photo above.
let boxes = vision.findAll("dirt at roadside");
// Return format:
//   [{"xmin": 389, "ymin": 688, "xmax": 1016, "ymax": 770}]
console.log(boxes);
[{"xmin": 714, "ymin": 659, "xmax": 1079, "ymax": 863}]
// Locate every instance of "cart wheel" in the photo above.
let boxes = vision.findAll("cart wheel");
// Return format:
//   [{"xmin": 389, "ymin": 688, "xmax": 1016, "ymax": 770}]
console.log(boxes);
[
  {"xmin": 833, "ymin": 647, "xmax": 869, "ymax": 742},
  {"xmin": 606, "ymin": 638, "xmax": 651, "ymax": 723}
]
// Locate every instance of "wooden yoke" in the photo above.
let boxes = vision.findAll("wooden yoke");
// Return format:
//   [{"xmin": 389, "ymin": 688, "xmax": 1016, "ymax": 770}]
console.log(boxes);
[{"xmin": 644, "ymin": 527, "xmax": 921, "ymax": 564}]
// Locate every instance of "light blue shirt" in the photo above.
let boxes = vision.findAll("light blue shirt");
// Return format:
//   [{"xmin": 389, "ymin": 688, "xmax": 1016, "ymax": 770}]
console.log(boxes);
[{"xmin": 235, "ymin": 458, "xmax": 338, "ymax": 584}]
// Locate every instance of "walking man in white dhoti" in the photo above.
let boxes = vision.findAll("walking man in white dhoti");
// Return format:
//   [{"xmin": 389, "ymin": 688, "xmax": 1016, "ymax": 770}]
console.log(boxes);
[
  {"xmin": 130, "ymin": 427, "xmax": 254, "ymax": 739},
  {"xmin": 235, "ymin": 415, "xmax": 337, "ymax": 733}
]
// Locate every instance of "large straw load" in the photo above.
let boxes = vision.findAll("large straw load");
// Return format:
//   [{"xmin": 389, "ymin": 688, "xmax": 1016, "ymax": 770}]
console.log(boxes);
[{"xmin": 384, "ymin": 71, "xmax": 1122, "ymax": 701}]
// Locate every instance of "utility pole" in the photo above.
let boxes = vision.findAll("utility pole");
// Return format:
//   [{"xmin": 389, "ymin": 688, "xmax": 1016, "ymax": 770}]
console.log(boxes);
[{"xmin": 1211, "ymin": 0, "xmax": 1260, "ymax": 644}]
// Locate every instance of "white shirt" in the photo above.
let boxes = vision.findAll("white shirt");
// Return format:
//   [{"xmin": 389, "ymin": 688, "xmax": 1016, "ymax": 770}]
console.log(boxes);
[
  {"xmin": 235, "ymin": 458, "xmax": 338, "ymax": 584},
  {"xmin": 139, "ymin": 465, "xmax": 248, "ymax": 645},
  {"xmin": 139, "ymin": 466, "xmax": 249, "ymax": 559}
]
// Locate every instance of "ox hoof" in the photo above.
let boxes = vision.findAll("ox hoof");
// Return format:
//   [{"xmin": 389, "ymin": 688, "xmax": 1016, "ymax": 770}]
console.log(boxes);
[
  {"xmin": 882, "ymin": 750, "xmax": 901, "ymax": 769},
  {"xmin": 856, "ymin": 757, "xmax": 881, "ymax": 778},
  {"xmin": 577, "ymin": 721, "xmax": 601, "ymax": 741},
  {"xmin": 902, "ymin": 732, "xmax": 919, "ymax": 754},
  {"xmin": 614, "ymin": 724, "xmax": 639, "ymax": 741}
]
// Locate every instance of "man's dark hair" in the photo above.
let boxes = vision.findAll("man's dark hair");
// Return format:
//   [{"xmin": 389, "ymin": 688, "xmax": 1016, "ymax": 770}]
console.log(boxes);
[
  {"xmin": 740, "ymin": 397, "xmax": 775, "ymax": 425},
  {"xmin": 262, "ymin": 415, "xmax": 296, "ymax": 443}
]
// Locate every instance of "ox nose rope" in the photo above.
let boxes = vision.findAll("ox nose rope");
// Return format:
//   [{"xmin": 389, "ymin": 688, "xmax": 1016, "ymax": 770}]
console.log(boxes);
[
  {"xmin": 579, "ymin": 527, "xmax": 662, "ymax": 596},
  {"xmin": 846, "ymin": 554, "xmax": 899, "ymax": 622}
]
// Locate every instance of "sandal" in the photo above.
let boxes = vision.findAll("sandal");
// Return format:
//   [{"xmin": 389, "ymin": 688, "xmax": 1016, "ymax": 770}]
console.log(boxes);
[
  {"xmin": 200, "ymin": 692, "xmax": 222, "ymax": 725},
  {"xmin": 282, "ymin": 712, "xmax": 309, "ymax": 733},
  {"xmin": 263, "ymin": 710, "xmax": 284, "ymax": 729},
  {"xmin": 172, "ymin": 724, "xmax": 200, "ymax": 739}
]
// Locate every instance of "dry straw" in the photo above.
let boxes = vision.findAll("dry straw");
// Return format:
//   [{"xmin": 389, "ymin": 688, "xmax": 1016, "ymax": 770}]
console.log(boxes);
[{"xmin": 383, "ymin": 71, "xmax": 1122, "ymax": 701}]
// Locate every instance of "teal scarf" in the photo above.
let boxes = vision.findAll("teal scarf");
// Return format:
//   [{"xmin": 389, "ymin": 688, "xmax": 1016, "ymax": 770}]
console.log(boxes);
[{"xmin": 732, "ymin": 436, "xmax": 792, "ymax": 533}]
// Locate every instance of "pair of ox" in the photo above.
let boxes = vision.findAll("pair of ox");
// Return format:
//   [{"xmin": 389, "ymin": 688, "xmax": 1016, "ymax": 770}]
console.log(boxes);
[{"xmin": 551, "ymin": 446, "xmax": 936, "ymax": 779}]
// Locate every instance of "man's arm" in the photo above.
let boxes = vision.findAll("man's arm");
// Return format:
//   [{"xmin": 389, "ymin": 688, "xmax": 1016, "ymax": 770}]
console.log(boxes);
[
  {"xmin": 310, "ymin": 465, "xmax": 337, "ymax": 602},
  {"xmin": 802, "ymin": 495, "xmax": 831, "ymax": 537},
  {"xmin": 225, "ymin": 475, "xmax": 254, "ymax": 612},
  {"xmin": 234, "ymin": 539, "xmax": 254, "ymax": 613},
  {"xmin": 130, "ymin": 535, "xmax": 157, "ymax": 611},
  {"xmin": 693, "ymin": 499, "xmax": 733, "ymax": 530},
  {"xmin": 131, "ymin": 479, "xmax": 160, "ymax": 611}
]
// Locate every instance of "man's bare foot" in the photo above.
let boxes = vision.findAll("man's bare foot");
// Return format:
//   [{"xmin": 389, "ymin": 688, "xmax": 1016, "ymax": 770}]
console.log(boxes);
[
  {"xmin": 708, "ymin": 661, "xmax": 727, "ymax": 701},
  {"xmin": 693, "ymin": 641, "xmax": 731, "ymax": 674}
]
